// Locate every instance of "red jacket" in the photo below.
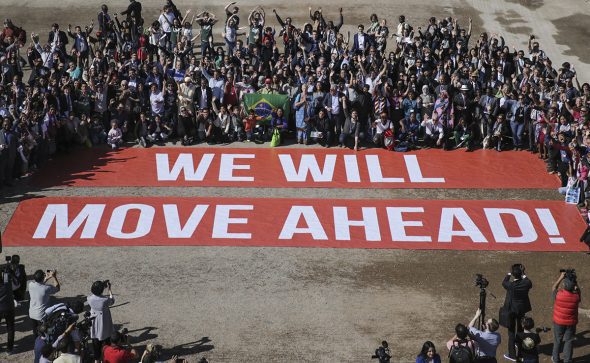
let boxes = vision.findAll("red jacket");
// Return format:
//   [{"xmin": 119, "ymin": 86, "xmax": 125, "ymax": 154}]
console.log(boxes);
[{"xmin": 553, "ymin": 289, "xmax": 581, "ymax": 326}]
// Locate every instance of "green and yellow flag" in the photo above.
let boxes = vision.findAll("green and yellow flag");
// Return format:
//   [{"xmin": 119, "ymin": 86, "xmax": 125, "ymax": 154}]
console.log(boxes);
[{"xmin": 243, "ymin": 94, "xmax": 291, "ymax": 125}]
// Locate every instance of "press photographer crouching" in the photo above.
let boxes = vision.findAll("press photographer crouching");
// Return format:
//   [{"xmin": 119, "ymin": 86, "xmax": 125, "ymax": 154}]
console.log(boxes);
[
  {"xmin": 34, "ymin": 300, "xmax": 86, "ymax": 362},
  {"xmin": 552, "ymin": 269, "xmax": 581, "ymax": 363},
  {"xmin": 102, "ymin": 329, "xmax": 137, "ymax": 363},
  {"xmin": 467, "ymin": 308, "xmax": 501, "ymax": 363}
]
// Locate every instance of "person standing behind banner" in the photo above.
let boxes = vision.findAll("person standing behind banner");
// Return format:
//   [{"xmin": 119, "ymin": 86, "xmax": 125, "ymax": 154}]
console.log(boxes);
[
  {"xmin": 501, "ymin": 264, "xmax": 532, "ymax": 362},
  {"xmin": 552, "ymin": 270, "xmax": 581, "ymax": 363}
]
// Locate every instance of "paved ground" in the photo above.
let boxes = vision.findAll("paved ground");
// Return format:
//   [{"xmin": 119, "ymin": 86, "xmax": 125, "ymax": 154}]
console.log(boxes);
[{"xmin": 1, "ymin": 0, "xmax": 590, "ymax": 362}]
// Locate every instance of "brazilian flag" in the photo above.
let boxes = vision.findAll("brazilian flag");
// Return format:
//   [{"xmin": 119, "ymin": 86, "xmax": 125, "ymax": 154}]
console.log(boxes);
[{"xmin": 243, "ymin": 94, "xmax": 290, "ymax": 125}]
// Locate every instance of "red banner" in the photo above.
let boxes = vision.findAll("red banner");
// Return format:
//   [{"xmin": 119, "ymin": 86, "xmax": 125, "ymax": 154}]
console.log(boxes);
[
  {"xmin": 33, "ymin": 148, "xmax": 558, "ymax": 189},
  {"xmin": 4, "ymin": 197, "xmax": 586, "ymax": 251}
]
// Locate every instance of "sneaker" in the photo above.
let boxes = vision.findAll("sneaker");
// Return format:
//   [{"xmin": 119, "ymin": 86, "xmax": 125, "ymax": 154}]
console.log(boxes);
[{"xmin": 503, "ymin": 353, "xmax": 516, "ymax": 361}]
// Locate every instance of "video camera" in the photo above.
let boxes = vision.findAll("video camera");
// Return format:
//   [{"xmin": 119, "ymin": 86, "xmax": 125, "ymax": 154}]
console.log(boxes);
[
  {"xmin": 475, "ymin": 274, "xmax": 489, "ymax": 289},
  {"xmin": 76, "ymin": 311, "xmax": 96, "ymax": 334},
  {"xmin": 560, "ymin": 269, "xmax": 577, "ymax": 284}
]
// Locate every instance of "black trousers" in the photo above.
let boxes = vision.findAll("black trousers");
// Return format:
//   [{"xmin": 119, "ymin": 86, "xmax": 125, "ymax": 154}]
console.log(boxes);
[
  {"xmin": 507, "ymin": 314, "xmax": 524, "ymax": 358},
  {"xmin": 0, "ymin": 310, "xmax": 15, "ymax": 351}
]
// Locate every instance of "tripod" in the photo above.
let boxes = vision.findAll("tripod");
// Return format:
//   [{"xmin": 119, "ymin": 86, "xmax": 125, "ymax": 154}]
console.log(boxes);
[{"xmin": 477, "ymin": 287, "xmax": 487, "ymax": 330}]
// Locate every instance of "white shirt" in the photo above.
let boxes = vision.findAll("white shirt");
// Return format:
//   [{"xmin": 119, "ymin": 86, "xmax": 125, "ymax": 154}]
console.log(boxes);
[
  {"xmin": 159, "ymin": 12, "xmax": 175, "ymax": 33},
  {"xmin": 149, "ymin": 91, "xmax": 165, "ymax": 115}
]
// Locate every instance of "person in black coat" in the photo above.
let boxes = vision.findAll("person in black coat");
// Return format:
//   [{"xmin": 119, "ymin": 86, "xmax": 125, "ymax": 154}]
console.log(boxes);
[
  {"xmin": 121, "ymin": 0, "xmax": 143, "ymax": 27},
  {"xmin": 0, "ymin": 264, "xmax": 20, "ymax": 354},
  {"xmin": 47, "ymin": 23, "xmax": 69, "ymax": 53},
  {"xmin": 6, "ymin": 256, "xmax": 26, "ymax": 302},
  {"xmin": 502, "ymin": 263, "xmax": 532, "ymax": 360}
]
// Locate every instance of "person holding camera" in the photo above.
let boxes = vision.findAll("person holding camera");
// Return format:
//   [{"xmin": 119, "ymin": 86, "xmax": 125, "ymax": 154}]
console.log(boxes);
[
  {"xmin": 371, "ymin": 340, "xmax": 391, "ymax": 363},
  {"xmin": 53, "ymin": 326, "xmax": 81, "ymax": 363},
  {"xmin": 88, "ymin": 280, "xmax": 114, "ymax": 363},
  {"xmin": 446, "ymin": 323, "xmax": 476, "ymax": 363},
  {"xmin": 467, "ymin": 308, "xmax": 501, "ymax": 363},
  {"xmin": 102, "ymin": 330, "xmax": 137, "ymax": 363},
  {"xmin": 551, "ymin": 270, "xmax": 581, "ymax": 363},
  {"xmin": 6, "ymin": 255, "xmax": 26, "ymax": 302},
  {"xmin": 0, "ymin": 262, "xmax": 20, "ymax": 355},
  {"xmin": 29, "ymin": 269, "xmax": 61, "ymax": 337},
  {"xmin": 500, "ymin": 264, "xmax": 532, "ymax": 361}
]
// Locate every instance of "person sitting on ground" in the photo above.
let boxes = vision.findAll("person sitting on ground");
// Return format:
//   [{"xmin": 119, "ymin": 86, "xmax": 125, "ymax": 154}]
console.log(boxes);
[{"xmin": 107, "ymin": 120, "xmax": 123, "ymax": 149}]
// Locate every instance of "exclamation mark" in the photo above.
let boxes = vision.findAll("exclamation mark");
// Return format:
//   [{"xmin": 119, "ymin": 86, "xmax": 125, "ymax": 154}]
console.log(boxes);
[{"xmin": 535, "ymin": 209, "xmax": 565, "ymax": 244}]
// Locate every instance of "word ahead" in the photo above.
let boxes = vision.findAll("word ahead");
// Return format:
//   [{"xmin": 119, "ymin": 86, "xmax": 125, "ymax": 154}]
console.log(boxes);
[
  {"xmin": 34, "ymin": 148, "xmax": 558, "ymax": 189},
  {"xmin": 5, "ymin": 197, "xmax": 585, "ymax": 251}
]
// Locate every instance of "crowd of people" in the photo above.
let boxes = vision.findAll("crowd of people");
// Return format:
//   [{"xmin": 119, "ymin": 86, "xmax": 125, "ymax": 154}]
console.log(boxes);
[
  {"xmin": 0, "ymin": 0, "xmax": 586, "ymax": 361},
  {"xmin": 0, "ymin": 256, "xmax": 583, "ymax": 363},
  {"xmin": 0, "ymin": 255, "xmax": 192, "ymax": 362},
  {"xmin": 0, "ymin": 1, "xmax": 588, "ymax": 193},
  {"xmin": 372, "ymin": 264, "xmax": 581, "ymax": 363}
]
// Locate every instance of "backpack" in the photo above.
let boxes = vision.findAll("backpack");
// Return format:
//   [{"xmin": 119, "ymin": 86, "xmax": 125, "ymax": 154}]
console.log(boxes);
[
  {"xmin": 383, "ymin": 129, "xmax": 395, "ymax": 151},
  {"xmin": 449, "ymin": 340, "xmax": 474, "ymax": 363}
]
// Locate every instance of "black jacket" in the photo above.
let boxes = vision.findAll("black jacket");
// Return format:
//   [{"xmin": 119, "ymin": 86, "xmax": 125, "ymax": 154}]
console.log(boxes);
[
  {"xmin": 0, "ymin": 269, "xmax": 19, "ymax": 312},
  {"xmin": 502, "ymin": 275, "xmax": 533, "ymax": 316}
]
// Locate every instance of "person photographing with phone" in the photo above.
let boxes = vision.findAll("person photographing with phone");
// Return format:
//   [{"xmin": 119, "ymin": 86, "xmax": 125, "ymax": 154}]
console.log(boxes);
[
  {"xmin": 500, "ymin": 264, "xmax": 532, "ymax": 361},
  {"xmin": 29, "ymin": 269, "xmax": 61, "ymax": 338}
]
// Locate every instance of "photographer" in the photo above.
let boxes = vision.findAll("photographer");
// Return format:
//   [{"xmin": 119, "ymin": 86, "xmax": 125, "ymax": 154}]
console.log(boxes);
[
  {"xmin": 371, "ymin": 340, "xmax": 392, "ymax": 363},
  {"xmin": 6, "ymin": 255, "xmax": 26, "ymax": 302},
  {"xmin": 467, "ymin": 308, "xmax": 501, "ymax": 363},
  {"xmin": 551, "ymin": 270, "xmax": 581, "ymax": 363},
  {"xmin": 88, "ymin": 280, "xmax": 114, "ymax": 362},
  {"xmin": 500, "ymin": 264, "xmax": 532, "ymax": 361},
  {"xmin": 102, "ymin": 330, "xmax": 138, "ymax": 363},
  {"xmin": 0, "ymin": 261, "xmax": 20, "ymax": 355},
  {"xmin": 29, "ymin": 269, "xmax": 61, "ymax": 337},
  {"xmin": 53, "ymin": 325, "xmax": 80, "ymax": 363}
]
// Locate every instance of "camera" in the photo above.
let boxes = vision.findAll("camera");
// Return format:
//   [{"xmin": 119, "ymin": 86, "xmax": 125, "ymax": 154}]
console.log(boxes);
[
  {"xmin": 535, "ymin": 326, "xmax": 551, "ymax": 333},
  {"xmin": 5, "ymin": 256, "xmax": 10, "ymax": 262},
  {"xmin": 475, "ymin": 274, "xmax": 489, "ymax": 289},
  {"xmin": 560, "ymin": 269, "xmax": 577, "ymax": 284},
  {"xmin": 76, "ymin": 311, "xmax": 95, "ymax": 333}
]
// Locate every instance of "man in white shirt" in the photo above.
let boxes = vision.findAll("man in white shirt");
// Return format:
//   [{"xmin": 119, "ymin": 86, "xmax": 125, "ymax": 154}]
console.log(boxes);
[
  {"xmin": 372, "ymin": 111, "xmax": 391, "ymax": 147},
  {"xmin": 149, "ymin": 83, "xmax": 165, "ymax": 116},
  {"xmin": 421, "ymin": 113, "xmax": 445, "ymax": 148},
  {"xmin": 29, "ymin": 270, "xmax": 60, "ymax": 337}
]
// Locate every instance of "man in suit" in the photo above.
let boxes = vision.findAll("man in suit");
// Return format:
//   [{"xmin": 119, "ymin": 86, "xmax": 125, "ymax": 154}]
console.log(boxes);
[
  {"xmin": 195, "ymin": 77, "xmax": 213, "ymax": 111},
  {"xmin": 501, "ymin": 264, "xmax": 532, "ymax": 361},
  {"xmin": 0, "ymin": 119, "xmax": 18, "ymax": 186},
  {"xmin": 352, "ymin": 24, "xmax": 370, "ymax": 55},
  {"xmin": 322, "ymin": 85, "xmax": 345, "ymax": 140},
  {"xmin": 47, "ymin": 23, "xmax": 68, "ymax": 54}
]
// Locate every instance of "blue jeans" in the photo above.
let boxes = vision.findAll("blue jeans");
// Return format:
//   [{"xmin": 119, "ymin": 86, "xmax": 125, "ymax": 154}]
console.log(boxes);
[
  {"xmin": 510, "ymin": 120, "xmax": 525, "ymax": 147},
  {"xmin": 553, "ymin": 323, "xmax": 575, "ymax": 363}
]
